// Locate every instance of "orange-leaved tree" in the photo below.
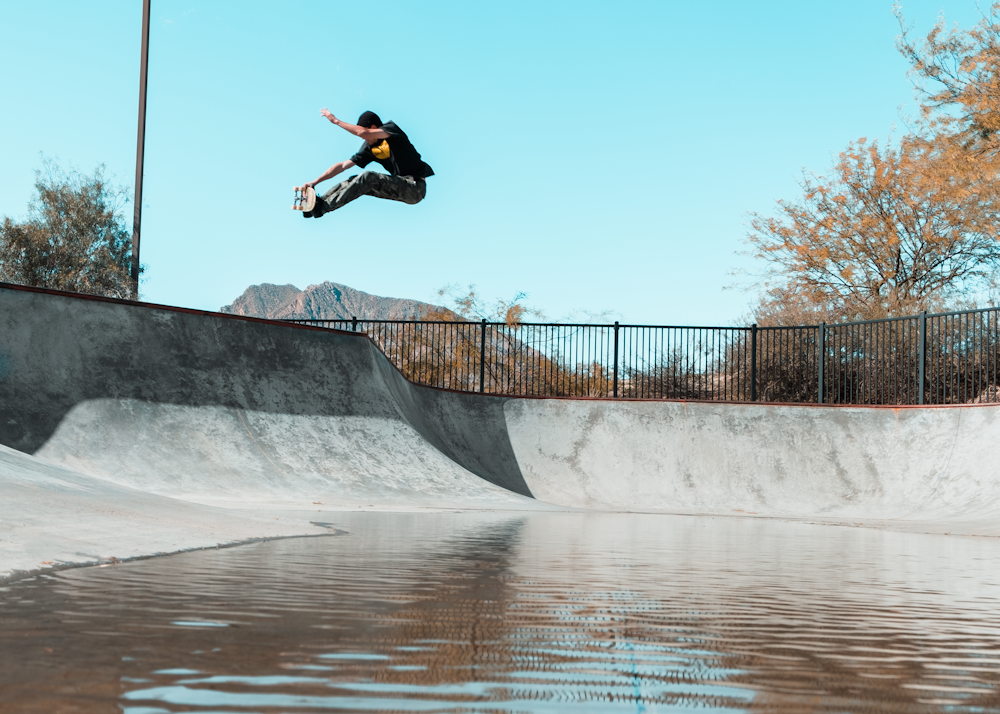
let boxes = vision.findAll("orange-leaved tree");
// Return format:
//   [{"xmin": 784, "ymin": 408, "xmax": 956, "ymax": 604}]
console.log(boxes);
[
  {"xmin": 896, "ymin": 2, "xmax": 1000, "ymax": 159},
  {"xmin": 745, "ymin": 136, "xmax": 1000, "ymax": 322},
  {"xmin": 422, "ymin": 284, "xmax": 542, "ymax": 326}
]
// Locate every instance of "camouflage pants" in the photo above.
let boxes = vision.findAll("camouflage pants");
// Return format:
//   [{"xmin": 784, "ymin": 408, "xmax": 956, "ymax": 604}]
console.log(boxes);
[{"xmin": 307, "ymin": 171, "xmax": 426, "ymax": 218}]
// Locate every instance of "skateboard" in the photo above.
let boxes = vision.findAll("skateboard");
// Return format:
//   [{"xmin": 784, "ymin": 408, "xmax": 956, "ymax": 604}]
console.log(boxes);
[{"xmin": 292, "ymin": 185, "xmax": 317, "ymax": 212}]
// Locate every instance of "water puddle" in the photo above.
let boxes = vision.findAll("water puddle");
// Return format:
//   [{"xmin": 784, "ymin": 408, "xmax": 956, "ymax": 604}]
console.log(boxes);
[{"xmin": 1, "ymin": 511, "xmax": 999, "ymax": 711}]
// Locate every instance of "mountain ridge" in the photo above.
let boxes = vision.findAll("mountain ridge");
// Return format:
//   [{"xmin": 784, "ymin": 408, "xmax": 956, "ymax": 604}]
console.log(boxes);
[{"xmin": 220, "ymin": 281, "xmax": 444, "ymax": 320}]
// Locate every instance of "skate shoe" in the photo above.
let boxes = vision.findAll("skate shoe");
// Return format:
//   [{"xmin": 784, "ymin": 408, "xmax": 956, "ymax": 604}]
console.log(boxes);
[{"xmin": 303, "ymin": 195, "xmax": 330, "ymax": 218}]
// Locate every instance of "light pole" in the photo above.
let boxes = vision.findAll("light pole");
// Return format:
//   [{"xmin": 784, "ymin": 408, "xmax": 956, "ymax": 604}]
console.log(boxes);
[{"xmin": 131, "ymin": 0, "xmax": 151, "ymax": 298}]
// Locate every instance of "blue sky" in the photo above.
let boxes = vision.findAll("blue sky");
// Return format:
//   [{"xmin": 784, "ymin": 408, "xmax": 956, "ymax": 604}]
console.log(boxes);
[{"xmin": 0, "ymin": 1, "xmax": 985, "ymax": 324}]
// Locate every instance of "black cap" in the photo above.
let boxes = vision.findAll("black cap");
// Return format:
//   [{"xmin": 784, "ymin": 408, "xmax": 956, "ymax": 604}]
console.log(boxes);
[{"xmin": 357, "ymin": 111, "xmax": 383, "ymax": 128}]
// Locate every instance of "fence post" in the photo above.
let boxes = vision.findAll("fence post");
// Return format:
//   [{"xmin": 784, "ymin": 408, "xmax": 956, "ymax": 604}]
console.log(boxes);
[
  {"xmin": 750, "ymin": 323, "xmax": 758, "ymax": 402},
  {"xmin": 918, "ymin": 310, "xmax": 927, "ymax": 405},
  {"xmin": 817, "ymin": 322, "xmax": 825, "ymax": 404},
  {"xmin": 613, "ymin": 321, "xmax": 619, "ymax": 398},
  {"xmin": 479, "ymin": 318, "xmax": 487, "ymax": 394},
  {"xmin": 351, "ymin": 316, "xmax": 357, "ymax": 332}
]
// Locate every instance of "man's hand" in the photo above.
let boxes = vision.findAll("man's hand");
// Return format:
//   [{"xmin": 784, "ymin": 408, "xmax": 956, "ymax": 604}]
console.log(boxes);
[{"xmin": 317, "ymin": 109, "xmax": 387, "ymax": 142}]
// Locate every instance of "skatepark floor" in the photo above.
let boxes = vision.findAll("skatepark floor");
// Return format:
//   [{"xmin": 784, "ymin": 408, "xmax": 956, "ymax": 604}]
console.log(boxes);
[
  {"xmin": 3, "ymin": 510, "xmax": 999, "ymax": 713},
  {"xmin": 3, "ymin": 286, "xmax": 1000, "ymax": 710}
]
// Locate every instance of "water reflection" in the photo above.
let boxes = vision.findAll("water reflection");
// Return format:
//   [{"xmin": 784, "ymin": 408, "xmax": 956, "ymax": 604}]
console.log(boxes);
[{"xmin": 1, "ymin": 512, "xmax": 999, "ymax": 712}]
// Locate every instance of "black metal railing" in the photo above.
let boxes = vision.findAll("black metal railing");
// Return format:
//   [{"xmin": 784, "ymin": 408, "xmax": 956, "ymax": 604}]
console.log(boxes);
[{"xmin": 283, "ymin": 306, "xmax": 1000, "ymax": 405}]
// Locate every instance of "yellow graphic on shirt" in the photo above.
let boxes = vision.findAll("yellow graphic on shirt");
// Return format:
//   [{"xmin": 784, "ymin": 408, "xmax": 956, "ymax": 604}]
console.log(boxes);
[{"xmin": 372, "ymin": 140, "xmax": 391, "ymax": 160}]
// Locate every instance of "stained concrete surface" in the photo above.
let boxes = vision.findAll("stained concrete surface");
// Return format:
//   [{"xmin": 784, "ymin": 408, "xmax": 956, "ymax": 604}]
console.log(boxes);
[
  {"xmin": 1, "ymin": 284, "xmax": 999, "ymax": 579},
  {"xmin": 0, "ymin": 286, "xmax": 548, "ymax": 579},
  {"xmin": 503, "ymin": 398, "xmax": 1000, "ymax": 528},
  {"xmin": 0, "ymin": 443, "xmax": 328, "ymax": 576},
  {"xmin": 0, "ymin": 286, "xmax": 533, "ymax": 498}
]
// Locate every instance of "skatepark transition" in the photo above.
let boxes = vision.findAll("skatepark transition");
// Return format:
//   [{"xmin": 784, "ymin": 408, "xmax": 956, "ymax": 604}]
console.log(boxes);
[{"xmin": 1, "ymin": 283, "xmax": 999, "ymax": 577}]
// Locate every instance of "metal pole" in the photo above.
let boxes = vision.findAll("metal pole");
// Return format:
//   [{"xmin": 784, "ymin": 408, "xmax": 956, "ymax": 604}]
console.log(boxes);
[
  {"xmin": 918, "ymin": 310, "xmax": 927, "ymax": 405},
  {"xmin": 612, "ymin": 321, "xmax": 619, "ymax": 398},
  {"xmin": 750, "ymin": 324, "xmax": 758, "ymax": 402},
  {"xmin": 131, "ymin": 0, "xmax": 151, "ymax": 298},
  {"xmin": 817, "ymin": 322, "xmax": 825, "ymax": 404},
  {"xmin": 479, "ymin": 319, "xmax": 487, "ymax": 393}
]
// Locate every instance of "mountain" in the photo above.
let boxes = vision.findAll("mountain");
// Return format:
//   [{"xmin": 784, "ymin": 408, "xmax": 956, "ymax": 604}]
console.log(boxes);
[{"xmin": 219, "ymin": 281, "xmax": 444, "ymax": 320}]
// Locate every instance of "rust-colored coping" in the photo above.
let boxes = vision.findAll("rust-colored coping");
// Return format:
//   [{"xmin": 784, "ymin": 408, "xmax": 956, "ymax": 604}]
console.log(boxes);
[{"xmin": 3, "ymin": 281, "xmax": 997, "ymax": 411}]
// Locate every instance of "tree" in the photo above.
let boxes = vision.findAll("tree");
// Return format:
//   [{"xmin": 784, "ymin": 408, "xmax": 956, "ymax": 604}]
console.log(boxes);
[
  {"xmin": 896, "ymin": 2, "xmax": 1000, "ymax": 159},
  {"xmin": 741, "ymin": 4, "xmax": 1000, "ymax": 326},
  {"xmin": 420, "ymin": 284, "xmax": 543, "ymax": 326},
  {"xmin": 744, "ymin": 136, "xmax": 1000, "ymax": 322},
  {"xmin": 0, "ymin": 159, "xmax": 141, "ymax": 300}
]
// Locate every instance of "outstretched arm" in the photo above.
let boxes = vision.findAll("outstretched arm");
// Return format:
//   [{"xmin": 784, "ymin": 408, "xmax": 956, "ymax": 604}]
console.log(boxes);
[
  {"xmin": 321, "ymin": 108, "xmax": 389, "ymax": 141},
  {"xmin": 305, "ymin": 159, "xmax": 355, "ymax": 189}
]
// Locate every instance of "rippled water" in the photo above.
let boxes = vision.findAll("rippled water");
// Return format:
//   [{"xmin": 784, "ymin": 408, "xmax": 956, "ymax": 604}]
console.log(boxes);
[{"xmin": 2, "ymin": 512, "xmax": 1000, "ymax": 712}]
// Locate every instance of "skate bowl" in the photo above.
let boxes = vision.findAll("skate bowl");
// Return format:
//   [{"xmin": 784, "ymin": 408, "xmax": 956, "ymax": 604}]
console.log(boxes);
[
  {"xmin": 503, "ymin": 398, "xmax": 1000, "ymax": 521},
  {"xmin": 1, "ymin": 284, "xmax": 999, "ymax": 576},
  {"xmin": 0, "ymin": 284, "xmax": 535, "ymax": 509}
]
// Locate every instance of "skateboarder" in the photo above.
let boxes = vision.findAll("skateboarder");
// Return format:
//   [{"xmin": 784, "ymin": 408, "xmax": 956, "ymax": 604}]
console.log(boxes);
[{"xmin": 301, "ymin": 109, "xmax": 434, "ymax": 218}]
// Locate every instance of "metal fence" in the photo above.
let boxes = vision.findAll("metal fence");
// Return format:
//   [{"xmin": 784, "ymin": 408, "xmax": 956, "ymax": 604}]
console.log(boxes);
[{"xmin": 284, "ymin": 306, "xmax": 1000, "ymax": 405}]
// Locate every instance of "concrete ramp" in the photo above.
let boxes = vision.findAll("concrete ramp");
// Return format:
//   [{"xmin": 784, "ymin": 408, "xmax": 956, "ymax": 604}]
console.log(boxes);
[
  {"xmin": 0, "ymin": 442, "xmax": 328, "ymax": 576},
  {"xmin": 35, "ymin": 401, "xmax": 526, "ymax": 509},
  {"xmin": 1, "ymin": 283, "xmax": 1000, "ymax": 578},
  {"xmin": 0, "ymin": 285, "xmax": 536, "ymax": 512},
  {"xmin": 503, "ymin": 389, "xmax": 1000, "ymax": 523}
]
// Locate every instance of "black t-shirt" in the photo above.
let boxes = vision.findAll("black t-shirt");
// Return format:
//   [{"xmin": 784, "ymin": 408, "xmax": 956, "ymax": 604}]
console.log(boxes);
[{"xmin": 350, "ymin": 121, "xmax": 434, "ymax": 179}]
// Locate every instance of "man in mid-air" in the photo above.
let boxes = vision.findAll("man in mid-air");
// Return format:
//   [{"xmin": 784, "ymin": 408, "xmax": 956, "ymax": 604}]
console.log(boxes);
[{"xmin": 301, "ymin": 109, "xmax": 434, "ymax": 218}]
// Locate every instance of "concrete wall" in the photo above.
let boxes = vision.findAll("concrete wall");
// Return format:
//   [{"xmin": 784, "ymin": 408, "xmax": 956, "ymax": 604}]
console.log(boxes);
[
  {"xmin": 2, "ymin": 284, "xmax": 998, "ymax": 525},
  {"xmin": 0, "ymin": 285, "xmax": 533, "ymax": 507},
  {"xmin": 503, "ymin": 399, "xmax": 1000, "ymax": 520}
]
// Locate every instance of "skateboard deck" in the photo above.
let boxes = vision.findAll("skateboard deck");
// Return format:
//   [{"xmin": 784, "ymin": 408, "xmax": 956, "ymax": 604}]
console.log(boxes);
[{"xmin": 292, "ymin": 185, "xmax": 317, "ymax": 212}]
